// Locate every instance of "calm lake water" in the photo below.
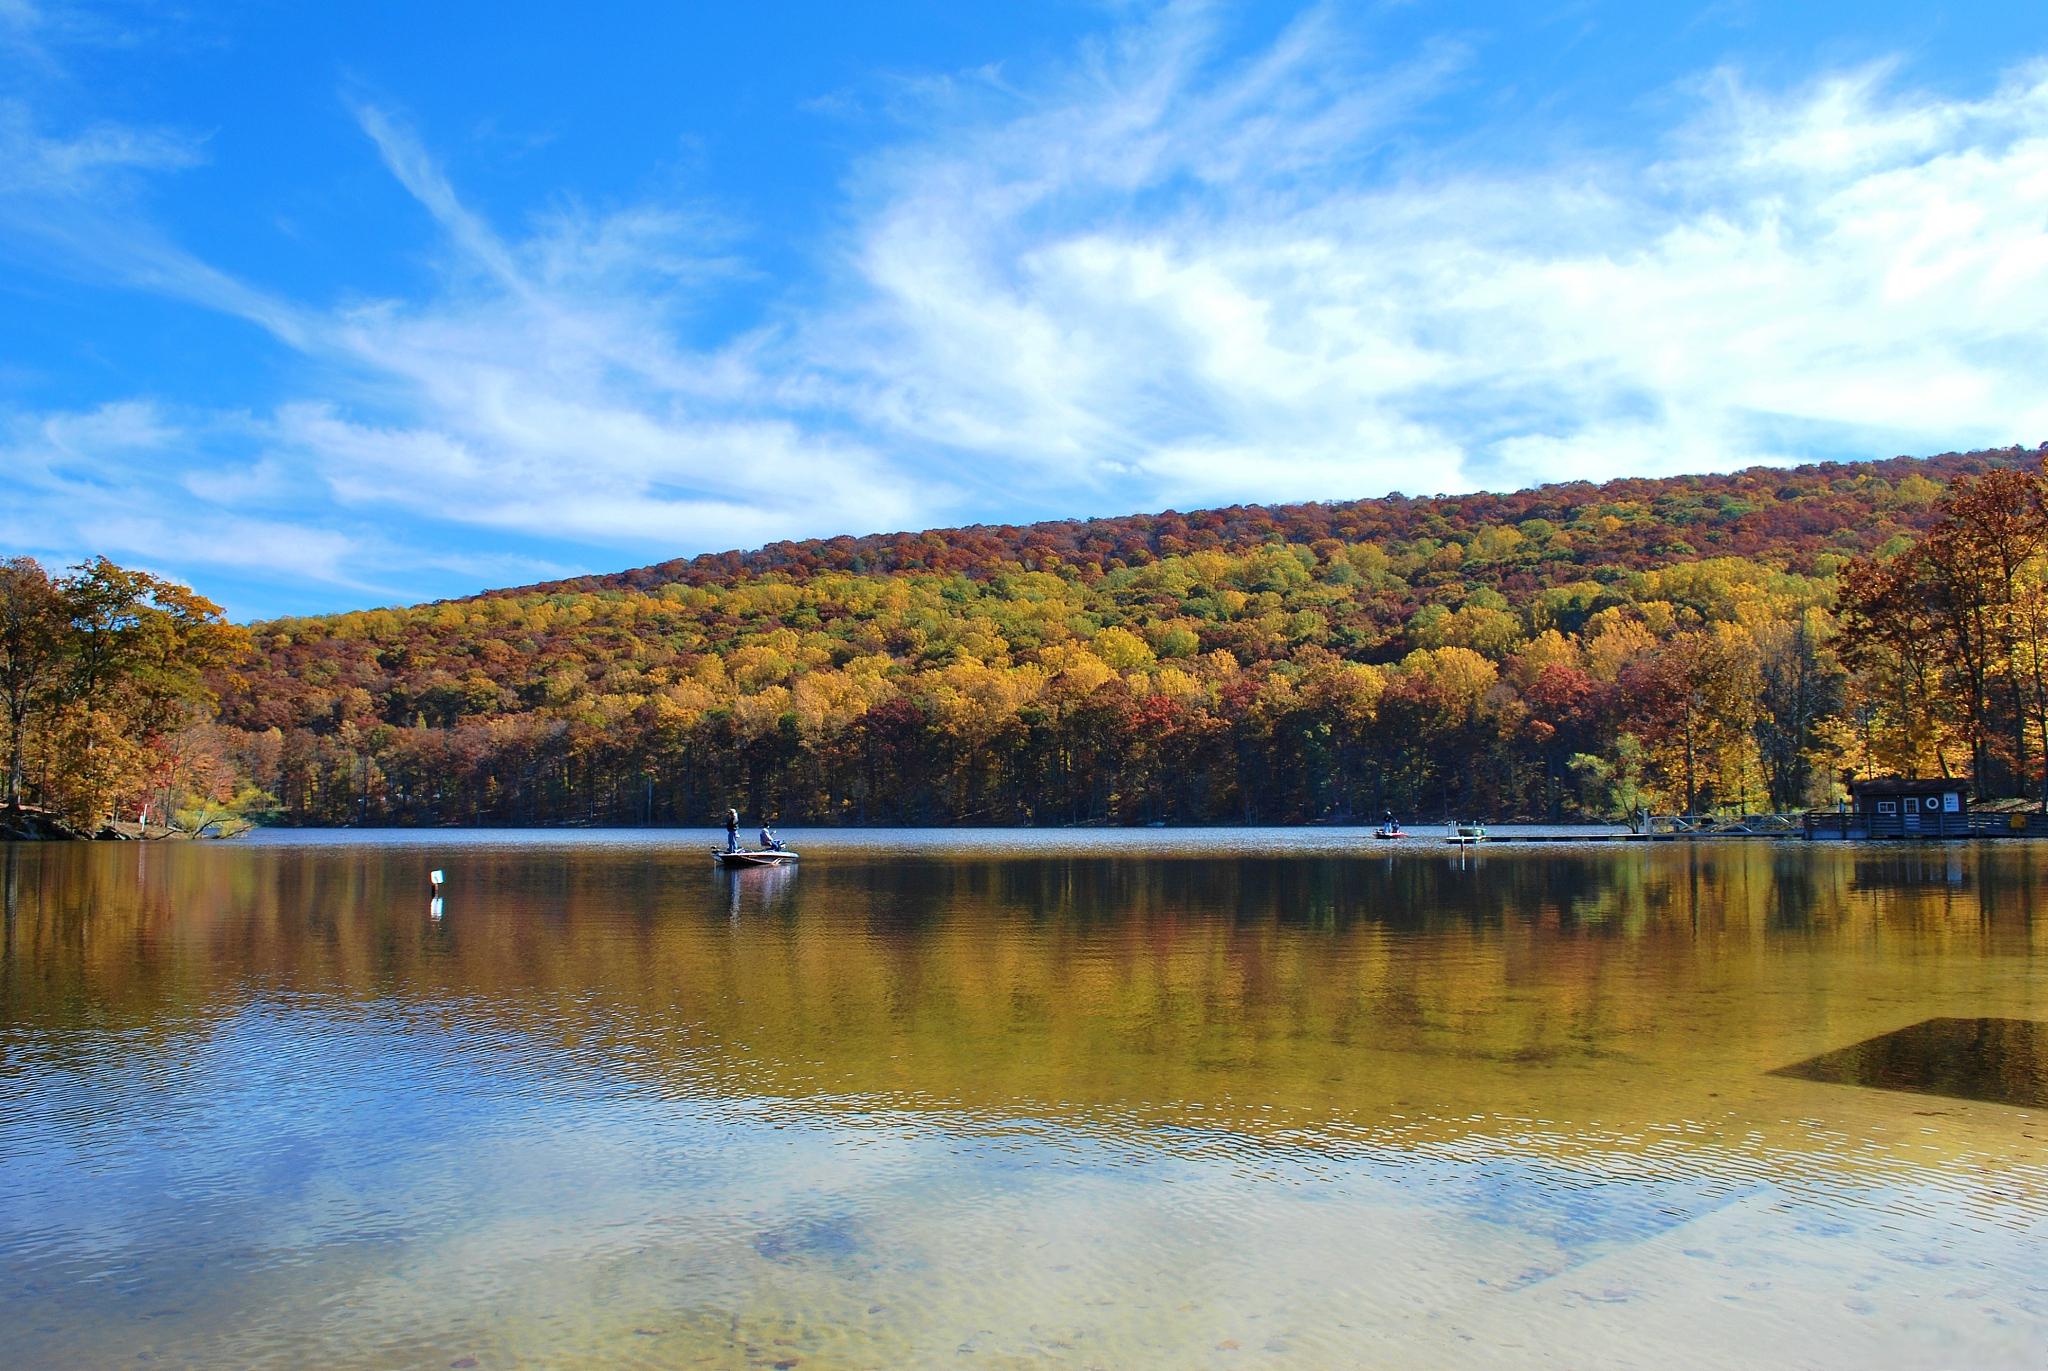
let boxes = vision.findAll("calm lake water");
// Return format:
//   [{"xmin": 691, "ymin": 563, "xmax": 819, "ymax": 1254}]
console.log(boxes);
[{"xmin": 2, "ymin": 831, "xmax": 2044, "ymax": 1369}]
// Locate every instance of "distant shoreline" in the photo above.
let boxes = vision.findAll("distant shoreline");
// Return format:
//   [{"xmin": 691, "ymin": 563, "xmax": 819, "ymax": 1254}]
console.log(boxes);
[{"xmin": 229, "ymin": 819, "xmax": 1635, "ymax": 833}]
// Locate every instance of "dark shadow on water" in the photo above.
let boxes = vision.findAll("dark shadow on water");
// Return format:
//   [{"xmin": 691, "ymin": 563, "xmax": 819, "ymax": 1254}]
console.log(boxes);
[
  {"xmin": 751, "ymin": 1212, "xmax": 862, "ymax": 1264},
  {"xmin": 1772, "ymin": 1017, "xmax": 2048, "ymax": 1108}
]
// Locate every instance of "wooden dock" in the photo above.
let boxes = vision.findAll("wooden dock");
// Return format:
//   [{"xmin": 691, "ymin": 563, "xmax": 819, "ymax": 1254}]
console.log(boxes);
[{"xmin": 1485, "ymin": 832, "xmax": 1684, "ymax": 843}]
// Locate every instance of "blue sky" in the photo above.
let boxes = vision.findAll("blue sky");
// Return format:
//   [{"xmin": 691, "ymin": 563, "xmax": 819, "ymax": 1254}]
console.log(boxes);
[{"xmin": 4, "ymin": 2, "xmax": 2046, "ymax": 619}]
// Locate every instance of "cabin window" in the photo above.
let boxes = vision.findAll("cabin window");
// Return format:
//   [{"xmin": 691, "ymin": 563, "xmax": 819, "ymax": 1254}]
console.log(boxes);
[{"xmin": 1877, "ymin": 800, "xmax": 1897, "ymax": 814}]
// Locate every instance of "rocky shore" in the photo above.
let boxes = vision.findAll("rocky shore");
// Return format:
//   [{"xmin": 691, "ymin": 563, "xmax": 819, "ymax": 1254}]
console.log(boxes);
[{"xmin": 0, "ymin": 807, "xmax": 190, "ymax": 841}]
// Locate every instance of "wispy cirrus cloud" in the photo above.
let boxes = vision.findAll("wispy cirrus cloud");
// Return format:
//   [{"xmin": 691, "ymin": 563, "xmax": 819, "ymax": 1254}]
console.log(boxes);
[
  {"xmin": 0, "ymin": 103, "xmax": 201, "ymax": 193},
  {"xmin": 0, "ymin": 401, "xmax": 365, "ymax": 588},
  {"xmin": 282, "ymin": 99, "xmax": 933, "ymax": 551},
  {"xmin": 0, "ymin": 97, "xmax": 316, "ymax": 345},
  {"xmin": 0, "ymin": 398, "xmax": 579, "ymax": 600},
  {"xmin": 1, "ymin": 86, "xmax": 938, "ymax": 607},
  {"xmin": 817, "ymin": 18, "xmax": 2048, "ymax": 505},
  {"xmin": 803, "ymin": 5, "xmax": 1483, "ymax": 504}
]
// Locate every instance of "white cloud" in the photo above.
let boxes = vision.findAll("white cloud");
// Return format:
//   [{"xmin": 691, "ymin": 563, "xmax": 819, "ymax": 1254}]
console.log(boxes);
[
  {"xmin": 802, "ymin": 4, "xmax": 1479, "ymax": 499},
  {"xmin": 0, "ymin": 101, "xmax": 201, "ymax": 193},
  {"xmin": 815, "ymin": 20, "xmax": 2048, "ymax": 503},
  {"xmin": 0, "ymin": 98, "xmax": 315, "ymax": 344},
  {"xmin": 79, "ymin": 511, "xmax": 362, "ymax": 583},
  {"xmin": 274, "ymin": 400, "xmax": 925, "ymax": 548},
  {"xmin": 271, "ymin": 110, "xmax": 940, "ymax": 549},
  {"xmin": 0, "ymin": 402, "xmax": 371, "ymax": 593}
]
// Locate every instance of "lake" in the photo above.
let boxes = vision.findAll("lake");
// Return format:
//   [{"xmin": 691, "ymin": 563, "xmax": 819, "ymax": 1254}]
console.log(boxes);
[{"xmin": 1, "ymin": 831, "xmax": 2044, "ymax": 1369}]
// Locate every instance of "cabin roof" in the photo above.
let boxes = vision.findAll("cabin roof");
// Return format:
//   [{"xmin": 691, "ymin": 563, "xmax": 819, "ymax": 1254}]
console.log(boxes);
[{"xmin": 1849, "ymin": 777, "xmax": 1966, "ymax": 796}]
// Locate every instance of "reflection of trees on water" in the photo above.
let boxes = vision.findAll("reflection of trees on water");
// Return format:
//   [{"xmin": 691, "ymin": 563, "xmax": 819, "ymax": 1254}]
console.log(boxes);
[
  {"xmin": 847, "ymin": 850, "xmax": 1824, "ymax": 936},
  {"xmin": 1850, "ymin": 850, "xmax": 1970, "ymax": 892},
  {"xmin": 3, "ymin": 842, "xmax": 2044, "ymax": 1169}
]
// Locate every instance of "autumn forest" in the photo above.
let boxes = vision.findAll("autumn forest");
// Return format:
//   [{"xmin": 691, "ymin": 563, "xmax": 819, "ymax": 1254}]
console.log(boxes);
[{"xmin": 9, "ymin": 443, "xmax": 2048, "ymax": 833}]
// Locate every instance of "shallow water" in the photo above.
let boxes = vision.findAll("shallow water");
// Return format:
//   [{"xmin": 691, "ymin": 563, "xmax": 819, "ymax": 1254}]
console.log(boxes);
[{"xmin": 1, "ymin": 831, "xmax": 2044, "ymax": 1369}]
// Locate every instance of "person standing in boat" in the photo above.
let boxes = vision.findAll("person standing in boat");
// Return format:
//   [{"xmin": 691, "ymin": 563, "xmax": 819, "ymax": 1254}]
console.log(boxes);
[{"xmin": 725, "ymin": 807, "xmax": 740, "ymax": 853}]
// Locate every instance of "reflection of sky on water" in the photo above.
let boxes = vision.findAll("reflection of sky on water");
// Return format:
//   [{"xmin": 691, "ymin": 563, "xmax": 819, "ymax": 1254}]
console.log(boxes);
[
  {"xmin": 6, "ymin": 996, "xmax": 2044, "ymax": 1369},
  {"xmin": 2, "ymin": 837, "xmax": 2046, "ymax": 1367}
]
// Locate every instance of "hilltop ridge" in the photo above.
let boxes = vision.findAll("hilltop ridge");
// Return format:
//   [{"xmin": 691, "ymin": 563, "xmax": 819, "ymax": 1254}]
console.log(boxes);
[{"xmin": 480, "ymin": 446, "xmax": 2042, "ymax": 599}]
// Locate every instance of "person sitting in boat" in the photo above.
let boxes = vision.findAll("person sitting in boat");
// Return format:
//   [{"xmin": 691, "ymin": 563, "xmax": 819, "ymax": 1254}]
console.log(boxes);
[
  {"xmin": 725, "ymin": 808, "xmax": 740, "ymax": 853},
  {"xmin": 758, "ymin": 821, "xmax": 783, "ymax": 851}
]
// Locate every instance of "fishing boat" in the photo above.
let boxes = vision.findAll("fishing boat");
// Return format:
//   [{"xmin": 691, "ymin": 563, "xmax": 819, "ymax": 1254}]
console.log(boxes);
[
  {"xmin": 1372, "ymin": 824, "xmax": 1404, "ymax": 840},
  {"xmin": 712, "ymin": 849, "xmax": 800, "ymax": 868},
  {"xmin": 1446, "ymin": 822, "xmax": 1487, "ymax": 846}
]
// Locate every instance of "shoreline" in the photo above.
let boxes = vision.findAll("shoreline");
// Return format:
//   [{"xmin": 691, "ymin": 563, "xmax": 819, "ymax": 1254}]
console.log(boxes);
[
  {"xmin": 13, "ymin": 814, "xmax": 2045, "ymax": 844},
  {"xmin": 0, "ymin": 808, "xmax": 196, "ymax": 843}
]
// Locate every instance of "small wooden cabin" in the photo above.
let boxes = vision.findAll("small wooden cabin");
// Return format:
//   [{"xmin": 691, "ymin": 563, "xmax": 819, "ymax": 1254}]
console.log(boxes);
[{"xmin": 1806, "ymin": 778, "xmax": 1970, "ymax": 839}]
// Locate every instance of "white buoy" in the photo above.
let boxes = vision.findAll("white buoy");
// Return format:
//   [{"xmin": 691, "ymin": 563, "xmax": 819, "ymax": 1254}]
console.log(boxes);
[{"xmin": 429, "ymin": 868, "xmax": 444, "ymax": 892}]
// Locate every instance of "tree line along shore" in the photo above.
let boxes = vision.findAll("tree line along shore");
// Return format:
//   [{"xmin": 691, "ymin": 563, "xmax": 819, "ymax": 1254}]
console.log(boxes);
[
  {"xmin": 0, "ymin": 557, "xmax": 255, "ymax": 839},
  {"xmin": 6, "ymin": 443, "xmax": 2048, "ymax": 836}
]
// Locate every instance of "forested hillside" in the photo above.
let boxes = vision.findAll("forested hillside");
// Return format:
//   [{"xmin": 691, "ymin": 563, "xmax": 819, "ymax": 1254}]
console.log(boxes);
[{"xmin": 218, "ymin": 444, "xmax": 2048, "ymax": 827}]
